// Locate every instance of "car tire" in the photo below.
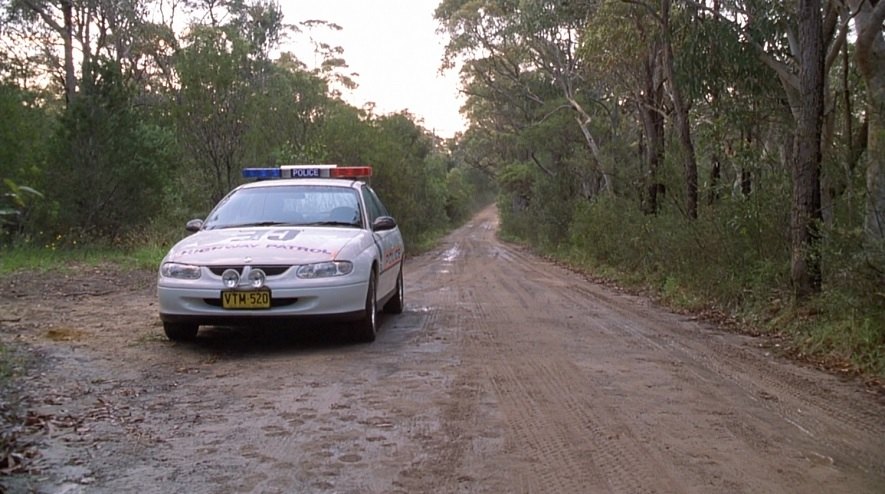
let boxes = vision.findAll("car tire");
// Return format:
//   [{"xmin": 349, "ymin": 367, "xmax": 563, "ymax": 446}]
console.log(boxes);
[
  {"xmin": 163, "ymin": 322, "xmax": 198, "ymax": 341},
  {"xmin": 383, "ymin": 266, "xmax": 404, "ymax": 314},
  {"xmin": 355, "ymin": 273, "xmax": 378, "ymax": 343}
]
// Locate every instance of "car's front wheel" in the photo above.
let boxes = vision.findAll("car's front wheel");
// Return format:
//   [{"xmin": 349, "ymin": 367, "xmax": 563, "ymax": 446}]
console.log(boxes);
[
  {"xmin": 163, "ymin": 322, "xmax": 198, "ymax": 341},
  {"xmin": 383, "ymin": 266, "xmax": 404, "ymax": 314},
  {"xmin": 355, "ymin": 274, "xmax": 378, "ymax": 343}
]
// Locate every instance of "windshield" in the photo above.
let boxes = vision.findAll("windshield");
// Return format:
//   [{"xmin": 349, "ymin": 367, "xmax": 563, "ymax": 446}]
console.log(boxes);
[{"xmin": 202, "ymin": 185, "xmax": 362, "ymax": 230}]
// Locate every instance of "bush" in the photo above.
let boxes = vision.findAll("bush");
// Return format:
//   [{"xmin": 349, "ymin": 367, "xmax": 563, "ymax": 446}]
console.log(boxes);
[{"xmin": 44, "ymin": 60, "xmax": 176, "ymax": 240}]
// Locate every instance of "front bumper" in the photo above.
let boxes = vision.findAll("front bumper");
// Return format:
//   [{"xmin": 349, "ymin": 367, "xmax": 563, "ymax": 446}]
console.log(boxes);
[{"xmin": 158, "ymin": 279, "xmax": 368, "ymax": 326}]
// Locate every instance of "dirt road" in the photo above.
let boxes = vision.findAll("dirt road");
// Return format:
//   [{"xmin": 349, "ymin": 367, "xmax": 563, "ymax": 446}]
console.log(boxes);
[{"xmin": 1, "ymin": 206, "xmax": 884, "ymax": 493}]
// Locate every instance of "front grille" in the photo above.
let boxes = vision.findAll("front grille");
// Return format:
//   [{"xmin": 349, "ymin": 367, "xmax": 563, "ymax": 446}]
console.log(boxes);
[{"xmin": 208, "ymin": 266, "xmax": 291, "ymax": 276}]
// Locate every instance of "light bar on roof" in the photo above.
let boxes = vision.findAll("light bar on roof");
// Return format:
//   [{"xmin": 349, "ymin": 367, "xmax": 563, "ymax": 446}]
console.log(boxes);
[{"xmin": 242, "ymin": 165, "xmax": 372, "ymax": 180}]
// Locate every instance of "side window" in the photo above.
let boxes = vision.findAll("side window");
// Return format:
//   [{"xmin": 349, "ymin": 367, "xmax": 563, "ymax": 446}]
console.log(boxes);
[
  {"xmin": 362, "ymin": 186, "xmax": 383, "ymax": 223},
  {"xmin": 378, "ymin": 190, "xmax": 390, "ymax": 217}
]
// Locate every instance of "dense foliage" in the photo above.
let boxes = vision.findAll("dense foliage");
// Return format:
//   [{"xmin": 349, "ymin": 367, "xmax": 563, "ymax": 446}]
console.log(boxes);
[
  {"xmin": 436, "ymin": 0, "xmax": 884, "ymax": 375},
  {"xmin": 0, "ymin": 0, "xmax": 493, "ymax": 251}
]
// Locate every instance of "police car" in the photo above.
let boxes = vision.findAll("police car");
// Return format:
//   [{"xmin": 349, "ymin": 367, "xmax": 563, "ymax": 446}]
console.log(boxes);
[{"xmin": 157, "ymin": 165, "xmax": 404, "ymax": 342}]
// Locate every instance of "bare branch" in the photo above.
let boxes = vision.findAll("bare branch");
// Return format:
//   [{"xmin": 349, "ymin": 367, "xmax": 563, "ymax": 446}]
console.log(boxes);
[{"xmin": 530, "ymin": 152, "xmax": 555, "ymax": 177}]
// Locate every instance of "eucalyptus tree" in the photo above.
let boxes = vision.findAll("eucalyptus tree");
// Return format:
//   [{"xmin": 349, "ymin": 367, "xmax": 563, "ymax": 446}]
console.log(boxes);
[
  {"xmin": 3, "ymin": 0, "xmax": 160, "ymax": 103},
  {"xmin": 847, "ymin": 0, "xmax": 885, "ymax": 242},
  {"xmin": 607, "ymin": 0, "xmax": 699, "ymax": 218},
  {"xmin": 582, "ymin": 0, "xmax": 666, "ymax": 213},
  {"xmin": 435, "ymin": 0, "xmax": 613, "ymax": 196},
  {"xmin": 682, "ymin": 1, "xmax": 782, "ymax": 204},
  {"xmin": 174, "ymin": 24, "xmax": 259, "ymax": 203},
  {"xmin": 242, "ymin": 52, "xmax": 331, "ymax": 166},
  {"xmin": 171, "ymin": 0, "xmax": 289, "ymax": 203},
  {"xmin": 695, "ymin": 0, "xmax": 851, "ymax": 298},
  {"xmin": 296, "ymin": 18, "xmax": 359, "ymax": 97},
  {"xmin": 791, "ymin": 0, "xmax": 827, "ymax": 297},
  {"xmin": 660, "ymin": 0, "xmax": 699, "ymax": 219}
]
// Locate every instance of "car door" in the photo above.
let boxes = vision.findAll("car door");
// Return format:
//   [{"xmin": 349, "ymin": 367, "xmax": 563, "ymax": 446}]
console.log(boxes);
[{"xmin": 361, "ymin": 185, "xmax": 403, "ymax": 298}]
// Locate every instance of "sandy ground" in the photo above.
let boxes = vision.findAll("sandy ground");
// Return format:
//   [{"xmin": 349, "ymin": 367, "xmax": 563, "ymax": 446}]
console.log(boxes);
[{"xmin": 1, "ymin": 206, "xmax": 883, "ymax": 493}]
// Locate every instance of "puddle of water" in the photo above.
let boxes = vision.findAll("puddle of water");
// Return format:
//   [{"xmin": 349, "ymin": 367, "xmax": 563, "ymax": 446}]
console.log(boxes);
[{"xmin": 441, "ymin": 244, "xmax": 461, "ymax": 263}]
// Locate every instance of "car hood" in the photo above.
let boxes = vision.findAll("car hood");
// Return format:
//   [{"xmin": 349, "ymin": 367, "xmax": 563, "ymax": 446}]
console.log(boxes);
[{"xmin": 166, "ymin": 227, "xmax": 363, "ymax": 266}]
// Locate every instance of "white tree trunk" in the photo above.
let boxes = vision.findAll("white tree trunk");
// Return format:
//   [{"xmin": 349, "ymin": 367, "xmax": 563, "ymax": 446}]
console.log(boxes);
[{"xmin": 850, "ymin": 0, "xmax": 885, "ymax": 241}]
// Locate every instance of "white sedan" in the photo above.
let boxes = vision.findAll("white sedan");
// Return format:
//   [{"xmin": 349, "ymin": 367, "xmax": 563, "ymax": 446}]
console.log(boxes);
[{"xmin": 157, "ymin": 165, "xmax": 404, "ymax": 342}]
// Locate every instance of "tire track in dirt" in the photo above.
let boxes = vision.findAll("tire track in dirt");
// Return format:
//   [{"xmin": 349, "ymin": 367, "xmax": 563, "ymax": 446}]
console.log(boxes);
[
  {"xmin": 486, "ymin": 276, "xmax": 680, "ymax": 492},
  {"xmin": 563, "ymin": 281, "xmax": 885, "ymax": 480},
  {"xmin": 442, "ymin": 213, "xmax": 682, "ymax": 493},
  {"xmin": 388, "ymin": 233, "xmax": 515, "ymax": 492}
]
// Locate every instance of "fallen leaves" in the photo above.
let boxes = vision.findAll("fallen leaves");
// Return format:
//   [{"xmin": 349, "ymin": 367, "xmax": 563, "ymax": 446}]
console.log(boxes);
[
  {"xmin": 0, "ymin": 449, "xmax": 35, "ymax": 475},
  {"xmin": 0, "ymin": 411, "xmax": 45, "ymax": 476}
]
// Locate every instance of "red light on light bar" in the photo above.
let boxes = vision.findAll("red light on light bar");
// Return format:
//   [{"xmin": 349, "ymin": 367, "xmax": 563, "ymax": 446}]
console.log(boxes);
[{"xmin": 330, "ymin": 166, "xmax": 372, "ymax": 178}]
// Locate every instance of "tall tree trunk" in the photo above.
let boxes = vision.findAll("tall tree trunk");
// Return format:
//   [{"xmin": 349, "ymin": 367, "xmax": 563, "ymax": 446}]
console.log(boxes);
[
  {"xmin": 708, "ymin": 156, "xmax": 721, "ymax": 204},
  {"xmin": 862, "ymin": 73, "xmax": 885, "ymax": 241},
  {"xmin": 849, "ymin": 0, "xmax": 885, "ymax": 241},
  {"xmin": 639, "ymin": 98, "xmax": 665, "ymax": 214},
  {"xmin": 661, "ymin": 0, "xmax": 698, "ymax": 219},
  {"xmin": 639, "ymin": 40, "xmax": 665, "ymax": 214},
  {"xmin": 23, "ymin": 0, "xmax": 78, "ymax": 102},
  {"xmin": 842, "ymin": 37, "xmax": 855, "ymax": 219},
  {"xmin": 61, "ymin": 0, "xmax": 76, "ymax": 103},
  {"xmin": 741, "ymin": 126, "xmax": 755, "ymax": 197},
  {"xmin": 791, "ymin": 0, "xmax": 825, "ymax": 299}
]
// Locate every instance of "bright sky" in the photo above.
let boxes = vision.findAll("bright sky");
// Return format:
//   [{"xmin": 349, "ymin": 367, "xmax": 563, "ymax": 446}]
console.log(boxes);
[{"xmin": 278, "ymin": 1, "xmax": 467, "ymax": 138}]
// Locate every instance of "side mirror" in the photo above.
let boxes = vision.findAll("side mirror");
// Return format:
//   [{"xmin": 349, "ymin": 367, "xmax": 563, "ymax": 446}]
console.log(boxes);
[
  {"xmin": 185, "ymin": 219, "xmax": 204, "ymax": 232},
  {"xmin": 372, "ymin": 216, "xmax": 397, "ymax": 232}
]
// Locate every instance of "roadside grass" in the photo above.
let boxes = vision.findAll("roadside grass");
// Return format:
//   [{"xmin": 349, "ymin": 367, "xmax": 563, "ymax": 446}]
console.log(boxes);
[
  {"xmin": 406, "ymin": 230, "xmax": 448, "ymax": 256},
  {"xmin": 780, "ymin": 293, "xmax": 885, "ymax": 377},
  {"xmin": 0, "ymin": 243, "xmax": 167, "ymax": 275}
]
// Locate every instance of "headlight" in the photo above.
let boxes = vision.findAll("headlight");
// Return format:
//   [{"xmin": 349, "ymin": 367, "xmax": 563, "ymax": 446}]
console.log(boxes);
[
  {"xmin": 161, "ymin": 262, "xmax": 201, "ymax": 280},
  {"xmin": 222, "ymin": 268, "xmax": 240, "ymax": 288},
  {"xmin": 296, "ymin": 261, "xmax": 353, "ymax": 279},
  {"xmin": 247, "ymin": 268, "xmax": 266, "ymax": 288}
]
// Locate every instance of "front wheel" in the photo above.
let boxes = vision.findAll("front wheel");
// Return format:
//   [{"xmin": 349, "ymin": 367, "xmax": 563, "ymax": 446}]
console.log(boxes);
[
  {"xmin": 383, "ymin": 266, "xmax": 404, "ymax": 314},
  {"xmin": 354, "ymin": 274, "xmax": 378, "ymax": 343},
  {"xmin": 163, "ymin": 322, "xmax": 198, "ymax": 341}
]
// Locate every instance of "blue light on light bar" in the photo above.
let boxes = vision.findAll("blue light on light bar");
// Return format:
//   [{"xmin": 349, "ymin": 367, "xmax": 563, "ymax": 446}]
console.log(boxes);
[{"xmin": 242, "ymin": 168, "xmax": 282, "ymax": 179}]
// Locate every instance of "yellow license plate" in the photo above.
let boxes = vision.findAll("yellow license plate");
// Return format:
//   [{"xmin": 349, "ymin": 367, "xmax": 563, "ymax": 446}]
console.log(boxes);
[{"xmin": 221, "ymin": 289, "xmax": 271, "ymax": 309}]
